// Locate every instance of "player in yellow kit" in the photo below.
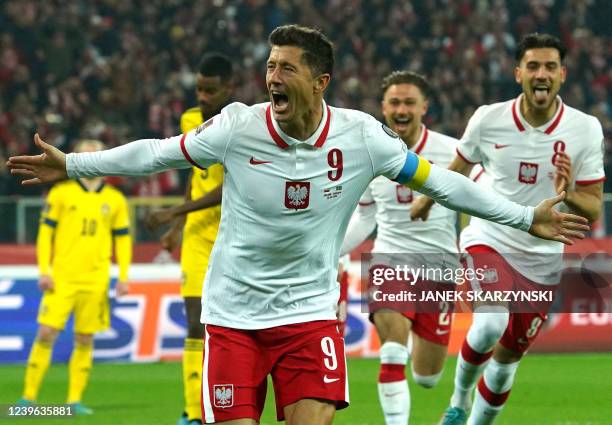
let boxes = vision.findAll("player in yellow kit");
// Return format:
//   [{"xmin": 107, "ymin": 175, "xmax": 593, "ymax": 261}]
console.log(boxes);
[
  {"xmin": 145, "ymin": 52, "xmax": 234, "ymax": 425},
  {"xmin": 18, "ymin": 140, "xmax": 132, "ymax": 415}
]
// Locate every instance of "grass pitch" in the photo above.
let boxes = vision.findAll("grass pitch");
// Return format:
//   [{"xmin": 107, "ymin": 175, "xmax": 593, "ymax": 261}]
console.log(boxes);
[{"xmin": 1, "ymin": 354, "xmax": 611, "ymax": 425}]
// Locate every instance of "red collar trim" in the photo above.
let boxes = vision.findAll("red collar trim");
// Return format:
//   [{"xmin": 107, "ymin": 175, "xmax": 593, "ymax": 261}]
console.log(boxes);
[
  {"xmin": 512, "ymin": 98, "xmax": 526, "ymax": 132},
  {"xmin": 413, "ymin": 125, "xmax": 428, "ymax": 154},
  {"xmin": 266, "ymin": 106, "xmax": 289, "ymax": 148},
  {"xmin": 265, "ymin": 104, "xmax": 331, "ymax": 149},
  {"xmin": 313, "ymin": 105, "xmax": 332, "ymax": 148},
  {"xmin": 513, "ymin": 95, "xmax": 565, "ymax": 134},
  {"xmin": 544, "ymin": 102, "xmax": 564, "ymax": 134}
]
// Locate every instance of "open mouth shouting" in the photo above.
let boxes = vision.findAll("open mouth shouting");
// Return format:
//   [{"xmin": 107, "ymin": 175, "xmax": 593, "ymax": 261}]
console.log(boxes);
[
  {"xmin": 271, "ymin": 90, "xmax": 290, "ymax": 115},
  {"xmin": 391, "ymin": 116, "xmax": 412, "ymax": 133}
]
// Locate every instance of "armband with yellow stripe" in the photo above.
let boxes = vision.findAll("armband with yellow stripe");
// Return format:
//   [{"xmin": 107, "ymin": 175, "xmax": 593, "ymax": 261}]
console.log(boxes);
[{"xmin": 394, "ymin": 151, "xmax": 431, "ymax": 189}]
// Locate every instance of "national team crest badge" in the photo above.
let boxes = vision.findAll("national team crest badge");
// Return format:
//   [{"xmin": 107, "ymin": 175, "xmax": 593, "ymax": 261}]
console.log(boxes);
[
  {"xmin": 213, "ymin": 384, "xmax": 234, "ymax": 408},
  {"xmin": 285, "ymin": 181, "xmax": 310, "ymax": 210},
  {"xmin": 396, "ymin": 185, "xmax": 413, "ymax": 203},
  {"xmin": 518, "ymin": 162, "xmax": 538, "ymax": 184},
  {"xmin": 481, "ymin": 268, "xmax": 499, "ymax": 284}
]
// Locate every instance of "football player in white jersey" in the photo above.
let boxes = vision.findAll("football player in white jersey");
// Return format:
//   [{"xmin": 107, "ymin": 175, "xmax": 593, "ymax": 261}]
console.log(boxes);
[
  {"xmin": 411, "ymin": 34, "xmax": 605, "ymax": 425},
  {"xmin": 341, "ymin": 71, "xmax": 461, "ymax": 425},
  {"xmin": 9, "ymin": 26, "xmax": 590, "ymax": 425}
]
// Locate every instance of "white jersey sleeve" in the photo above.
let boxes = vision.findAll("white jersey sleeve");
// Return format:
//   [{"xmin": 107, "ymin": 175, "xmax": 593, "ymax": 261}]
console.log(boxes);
[
  {"xmin": 457, "ymin": 106, "xmax": 486, "ymax": 164},
  {"xmin": 340, "ymin": 186, "xmax": 377, "ymax": 256},
  {"xmin": 66, "ymin": 102, "xmax": 241, "ymax": 179},
  {"xmin": 181, "ymin": 102, "xmax": 241, "ymax": 168},
  {"xmin": 574, "ymin": 117, "xmax": 605, "ymax": 184},
  {"xmin": 67, "ymin": 136, "xmax": 191, "ymax": 178},
  {"xmin": 419, "ymin": 165, "xmax": 534, "ymax": 231},
  {"xmin": 363, "ymin": 117, "xmax": 408, "ymax": 179}
]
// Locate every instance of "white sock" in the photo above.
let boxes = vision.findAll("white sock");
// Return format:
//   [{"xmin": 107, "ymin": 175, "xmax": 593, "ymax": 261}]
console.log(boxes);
[
  {"xmin": 450, "ymin": 352, "xmax": 486, "ymax": 410},
  {"xmin": 450, "ymin": 310, "xmax": 509, "ymax": 410},
  {"xmin": 378, "ymin": 342, "xmax": 410, "ymax": 425},
  {"xmin": 467, "ymin": 359, "xmax": 519, "ymax": 425}
]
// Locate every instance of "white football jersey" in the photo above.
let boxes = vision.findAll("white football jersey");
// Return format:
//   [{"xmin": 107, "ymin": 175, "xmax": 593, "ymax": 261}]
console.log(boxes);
[
  {"xmin": 181, "ymin": 101, "xmax": 408, "ymax": 329},
  {"xmin": 358, "ymin": 126, "xmax": 460, "ymax": 262},
  {"xmin": 458, "ymin": 95, "xmax": 605, "ymax": 284}
]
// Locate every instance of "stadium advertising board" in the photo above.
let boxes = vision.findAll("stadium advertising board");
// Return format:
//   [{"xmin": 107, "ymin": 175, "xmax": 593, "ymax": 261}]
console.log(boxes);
[{"xmin": 0, "ymin": 263, "xmax": 611, "ymax": 364}]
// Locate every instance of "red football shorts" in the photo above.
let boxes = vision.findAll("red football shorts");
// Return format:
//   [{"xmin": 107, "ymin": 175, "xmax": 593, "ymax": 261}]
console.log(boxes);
[
  {"xmin": 465, "ymin": 244, "xmax": 554, "ymax": 353},
  {"xmin": 201, "ymin": 320, "xmax": 349, "ymax": 423}
]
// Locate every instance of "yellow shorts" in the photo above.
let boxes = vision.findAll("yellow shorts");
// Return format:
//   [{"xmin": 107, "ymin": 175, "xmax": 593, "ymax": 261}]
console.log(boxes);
[
  {"xmin": 37, "ymin": 285, "xmax": 109, "ymax": 334},
  {"xmin": 180, "ymin": 237, "xmax": 214, "ymax": 298}
]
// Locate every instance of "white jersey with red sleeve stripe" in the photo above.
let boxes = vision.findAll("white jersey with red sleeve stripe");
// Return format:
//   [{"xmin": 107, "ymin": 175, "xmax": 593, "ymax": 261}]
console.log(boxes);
[
  {"xmin": 352, "ymin": 126, "xmax": 460, "ymax": 260},
  {"xmin": 181, "ymin": 101, "xmax": 408, "ymax": 329},
  {"xmin": 458, "ymin": 95, "xmax": 605, "ymax": 284}
]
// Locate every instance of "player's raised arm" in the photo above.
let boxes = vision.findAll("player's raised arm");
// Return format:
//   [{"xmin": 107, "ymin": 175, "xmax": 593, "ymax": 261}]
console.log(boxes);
[
  {"xmin": 8, "ymin": 104, "xmax": 238, "ymax": 185},
  {"xmin": 395, "ymin": 151, "xmax": 589, "ymax": 245}
]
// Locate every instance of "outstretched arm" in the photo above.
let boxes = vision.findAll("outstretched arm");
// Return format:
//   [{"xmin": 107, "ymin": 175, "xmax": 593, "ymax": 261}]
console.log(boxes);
[
  {"xmin": 395, "ymin": 153, "xmax": 589, "ymax": 245},
  {"xmin": 410, "ymin": 154, "xmax": 474, "ymax": 221},
  {"xmin": 8, "ymin": 133, "xmax": 195, "ymax": 185}
]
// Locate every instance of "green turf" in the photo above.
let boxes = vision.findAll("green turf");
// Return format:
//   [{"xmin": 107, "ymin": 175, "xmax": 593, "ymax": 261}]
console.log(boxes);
[{"xmin": 1, "ymin": 354, "xmax": 611, "ymax": 425}]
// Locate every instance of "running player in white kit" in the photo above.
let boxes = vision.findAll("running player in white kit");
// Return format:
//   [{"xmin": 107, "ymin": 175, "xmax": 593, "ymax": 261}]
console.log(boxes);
[
  {"xmin": 411, "ymin": 33, "xmax": 605, "ymax": 425},
  {"xmin": 8, "ymin": 27, "xmax": 590, "ymax": 425},
  {"xmin": 341, "ymin": 71, "xmax": 461, "ymax": 425}
]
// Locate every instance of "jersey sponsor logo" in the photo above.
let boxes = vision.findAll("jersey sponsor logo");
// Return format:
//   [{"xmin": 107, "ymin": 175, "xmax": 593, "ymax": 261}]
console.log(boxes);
[
  {"xmin": 323, "ymin": 375, "xmax": 340, "ymax": 383},
  {"xmin": 396, "ymin": 185, "xmax": 413, "ymax": 203},
  {"xmin": 195, "ymin": 117, "xmax": 214, "ymax": 135},
  {"xmin": 213, "ymin": 384, "xmax": 234, "ymax": 408},
  {"xmin": 494, "ymin": 144, "xmax": 510, "ymax": 149},
  {"xmin": 285, "ymin": 182, "xmax": 310, "ymax": 210},
  {"xmin": 249, "ymin": 157, "xmax": 272, "ymax": 165},
  {"xmin": 382, "ymin": 124, "xmax": 399, "ymax": 139},
  {"xmin": 518, "ymin": 162, "xmax": 538, "ymax": 184}
]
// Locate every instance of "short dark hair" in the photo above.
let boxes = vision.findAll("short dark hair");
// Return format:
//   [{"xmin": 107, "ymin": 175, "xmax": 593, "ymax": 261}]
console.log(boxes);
[
  {"xmin": 381, "ymin": 71, "xmax": 432, "ymax": 99},
  {"xmin": 268, "ymin": 25, "xmax": 335, "ymax": 77},
  {"xmin": 198, "ymin": 52, "xmax": 233, "ymax": 82},
  {"xmin": 515, "ymin": 33, "xmax": 567, "ymax": 63}
]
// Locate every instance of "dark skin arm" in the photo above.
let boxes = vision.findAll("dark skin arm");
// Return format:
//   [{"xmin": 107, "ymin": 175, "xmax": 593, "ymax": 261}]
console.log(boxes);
[{"xmin": 144, "ymin": 178, "xmax": 223, "ymax": 250}]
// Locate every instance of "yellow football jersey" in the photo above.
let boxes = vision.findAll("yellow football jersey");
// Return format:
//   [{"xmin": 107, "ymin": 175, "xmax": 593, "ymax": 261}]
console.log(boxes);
[
  {"xmin": 37, "ymin": 180, "xmax": 131, "ymax": 288},
  {"xmin": 180, "ymin": 107, "xmax": 223, "ymax": 244}
]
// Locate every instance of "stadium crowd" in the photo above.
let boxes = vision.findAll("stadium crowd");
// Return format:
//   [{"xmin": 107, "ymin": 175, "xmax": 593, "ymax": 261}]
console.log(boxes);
[{"xmin": 0, "ymin": 0, "xmax": 610, "ymax": 196}]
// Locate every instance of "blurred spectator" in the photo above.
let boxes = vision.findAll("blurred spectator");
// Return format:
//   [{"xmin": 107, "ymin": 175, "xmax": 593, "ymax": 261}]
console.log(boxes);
[{"xmin": 0, "ymin": 0, "xmax": 609, "ymax": 196}]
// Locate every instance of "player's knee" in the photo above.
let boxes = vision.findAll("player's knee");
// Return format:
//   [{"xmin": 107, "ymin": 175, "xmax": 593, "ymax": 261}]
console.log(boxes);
[
  {"xmin": 74, "ymin": 333, "xmax": 93, "ymax": 346},
  {"xmin": 411, "ymin": 369, "xmax": 442, "ymax": 389},
  {"xmin": 472, "ymin": 310, "xmax": 509, "ymax": 339},
  {"xmin": 37, "ymin": 326, "xmax": 59, "ymax": 344}
]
